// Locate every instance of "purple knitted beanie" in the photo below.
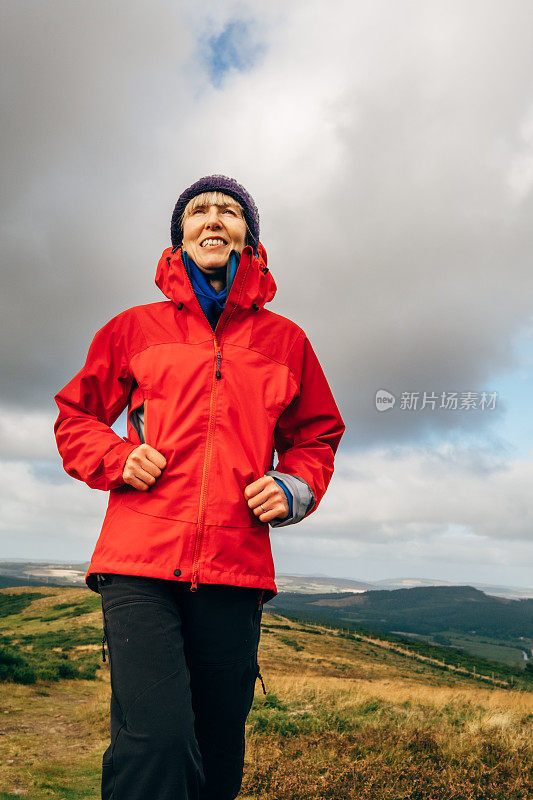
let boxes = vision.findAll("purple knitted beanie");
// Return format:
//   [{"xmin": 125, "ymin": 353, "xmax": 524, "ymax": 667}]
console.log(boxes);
[{"xmin": 171, "ymin": 174, "xmax": 260, "ymax": 254}]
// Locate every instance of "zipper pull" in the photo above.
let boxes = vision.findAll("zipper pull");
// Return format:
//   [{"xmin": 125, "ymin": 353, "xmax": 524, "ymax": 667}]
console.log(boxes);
[
  {"xmin": 216, "ymin": 350, "xmax": 222, "ymax": 379},
  {"xmin": 101, "ymin": 632, "xmax": 107, "ymax": 663},
  {"xmin": 190, "ymin": 573, "xmax": 198, "ymax": 592}
]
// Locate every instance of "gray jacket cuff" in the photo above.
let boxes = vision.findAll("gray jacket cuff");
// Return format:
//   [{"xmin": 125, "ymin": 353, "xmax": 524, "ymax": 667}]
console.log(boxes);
[{"xmin": 266, "ymin": 470, "xmax": 315, "ymax": 527}]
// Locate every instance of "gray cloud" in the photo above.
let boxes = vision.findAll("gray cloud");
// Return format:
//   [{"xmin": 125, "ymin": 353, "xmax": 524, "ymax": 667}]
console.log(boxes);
[
  {"xmin": 2, "ymin": 1, "xmax": 533, "ymax": 446},
  {"xmin": 309, "ymin": 444, "xmax": 533, "ymax": 542},
  {"xmin": 2, "ymin": 1, "xmax": 533, "ymax": 582}
]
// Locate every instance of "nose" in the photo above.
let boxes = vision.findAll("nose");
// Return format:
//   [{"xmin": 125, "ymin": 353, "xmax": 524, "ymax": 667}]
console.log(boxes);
[{"xmin": 204, "ymin": 205, "xmax": 222, "ymax": 229}]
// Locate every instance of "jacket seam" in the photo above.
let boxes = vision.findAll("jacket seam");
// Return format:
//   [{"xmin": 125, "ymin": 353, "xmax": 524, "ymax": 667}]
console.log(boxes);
[
  {"xmin": 126, "ymin": 339, "xmax": 213, "ymax": 381},
  {"xmin": 283, "ymin": 330, "xmax": 307, "ymax": 387},
  {"xmin": 125, "ymin": 339, "xmax": 300, "ymax": 394},
  {"xmin": 119, "ymin": 500, "xmax": 266, "ymax": 529},
  {"xmin": 119, "ymin": 501, "xmax": 198, "ymax": 524},
  {"xmin": 125, "ymin": 308, "xmax": 149, "ymax": 366},
  {"xmin": 121, "ymin": 305, "xmax": 303, "ymax": 379},
  {"xmin": 130, "ymin": 338, "xmax": 213, "ymax": 354},
  {"xmin": 223, "ymin": 341, "xmax": 301, "ymax": 377}
]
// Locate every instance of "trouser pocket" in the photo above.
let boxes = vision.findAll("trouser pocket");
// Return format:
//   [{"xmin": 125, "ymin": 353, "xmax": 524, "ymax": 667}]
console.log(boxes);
[{"xmin": 96, "ymin": 574, "xmax": 108, "ymax": 663}]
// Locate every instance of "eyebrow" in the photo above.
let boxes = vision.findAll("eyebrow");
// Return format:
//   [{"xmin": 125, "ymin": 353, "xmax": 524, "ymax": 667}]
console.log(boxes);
[{"xmin": 193, "ymin": 202, "xmax": 240, "ymax": 211}]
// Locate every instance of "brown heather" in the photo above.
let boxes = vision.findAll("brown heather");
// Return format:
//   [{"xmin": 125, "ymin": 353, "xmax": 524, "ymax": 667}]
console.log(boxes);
[{"xmin": 0, "ymin": 587, "xmax": 531, "ymax": 799}]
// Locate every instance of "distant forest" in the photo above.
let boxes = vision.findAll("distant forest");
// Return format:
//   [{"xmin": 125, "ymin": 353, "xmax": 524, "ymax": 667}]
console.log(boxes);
[{"xmin": 267, "ymin": 585, "xmax": 533, "ymax": 640}]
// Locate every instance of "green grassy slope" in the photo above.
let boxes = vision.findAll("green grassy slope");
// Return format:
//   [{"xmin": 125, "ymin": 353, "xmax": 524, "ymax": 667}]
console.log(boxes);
[{"xmin": 0, "ymin": 586, "xmax": 531, "ymax": 800}]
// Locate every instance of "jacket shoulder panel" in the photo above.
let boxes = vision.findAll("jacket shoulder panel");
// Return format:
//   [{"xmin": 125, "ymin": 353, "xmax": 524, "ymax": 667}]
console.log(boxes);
[
  {"xmin": 248, "ymin": 309, "xmax": 307, "ymax": 371},
  {"xmin": 78, "ymin": 307, "xmax": 147, "ymax": 377},
  {"xmin": 115, "ymin": 301, "xmax": 188, "ymax": 354}
]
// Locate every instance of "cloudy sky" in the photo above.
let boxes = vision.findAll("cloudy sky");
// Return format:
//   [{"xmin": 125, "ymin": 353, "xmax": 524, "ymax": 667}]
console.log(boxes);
[{"xmin": 2, "ymin": 0, "xmax": 533, "ymax": 588}]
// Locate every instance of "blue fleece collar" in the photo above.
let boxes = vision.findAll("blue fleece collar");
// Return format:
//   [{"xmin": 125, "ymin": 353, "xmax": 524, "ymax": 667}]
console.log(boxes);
[{"xmin": 182, "ymin": 249, "xmax": 240, "ymax": 330}]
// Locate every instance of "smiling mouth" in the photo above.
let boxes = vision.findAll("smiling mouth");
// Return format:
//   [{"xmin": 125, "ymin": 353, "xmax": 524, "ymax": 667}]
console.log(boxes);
[{"xmin": 200, "ymin": 237, "xmax": 228, "ymax": 248}]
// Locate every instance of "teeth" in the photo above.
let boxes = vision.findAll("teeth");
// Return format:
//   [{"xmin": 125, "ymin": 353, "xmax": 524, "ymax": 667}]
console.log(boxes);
[{"xmin": 201, "ymin": 238, "xmax": 226, "ymax": 247}]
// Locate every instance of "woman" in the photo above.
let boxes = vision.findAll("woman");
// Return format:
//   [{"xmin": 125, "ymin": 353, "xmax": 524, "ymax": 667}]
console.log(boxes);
[{"xmin": 54, "ymin": 175, "xmax": 345, "ymax": 799}]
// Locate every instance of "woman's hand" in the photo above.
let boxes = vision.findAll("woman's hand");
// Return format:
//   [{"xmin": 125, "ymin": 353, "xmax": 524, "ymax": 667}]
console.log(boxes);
[
  {"xmin": 123, "ymin": 444, "xmax": 167, "ymax": 491},
  {"xmin": 244, "ymin": 475, "xmax": 289, "ymax": 522}
]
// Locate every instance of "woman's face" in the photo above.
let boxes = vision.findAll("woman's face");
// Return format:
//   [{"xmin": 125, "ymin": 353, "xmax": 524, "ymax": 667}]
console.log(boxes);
[{"xmin": 182, "ymin": 196, "xmax": 247, "ymax": 273}]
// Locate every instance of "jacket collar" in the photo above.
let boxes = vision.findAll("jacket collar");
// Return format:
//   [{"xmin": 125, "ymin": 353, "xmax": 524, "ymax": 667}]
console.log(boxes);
[{"xmin": 155, "ymin": 241, "xmax": 277, "ymax": 314}]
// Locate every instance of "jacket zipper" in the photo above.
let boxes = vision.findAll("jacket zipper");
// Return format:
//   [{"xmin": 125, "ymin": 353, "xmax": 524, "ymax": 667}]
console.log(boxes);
[
  {"xmin": 177, "ymin": 249, "xmax": 249, "ymax": 591},
  {"xmin": 190, "ymin": 336, "xmax": 220, "ymax": 591}
]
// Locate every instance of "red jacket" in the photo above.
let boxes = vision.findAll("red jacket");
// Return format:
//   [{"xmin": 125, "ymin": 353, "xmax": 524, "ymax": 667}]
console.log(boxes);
[{"xmin": 54, "ymin": 242, "xmax": 345, "ymax": 602}]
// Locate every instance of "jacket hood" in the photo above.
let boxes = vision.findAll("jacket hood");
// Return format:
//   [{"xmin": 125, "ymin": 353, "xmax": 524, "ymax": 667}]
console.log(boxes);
[{"xmin": 155, "ymin": 241, "xmax": 277, "ymax": 313}]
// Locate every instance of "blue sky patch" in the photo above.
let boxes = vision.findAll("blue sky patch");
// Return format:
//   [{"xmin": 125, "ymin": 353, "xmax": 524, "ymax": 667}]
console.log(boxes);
[{"xmin": 204, "ymin": 20, "xmax": 264, "ymax": 87}]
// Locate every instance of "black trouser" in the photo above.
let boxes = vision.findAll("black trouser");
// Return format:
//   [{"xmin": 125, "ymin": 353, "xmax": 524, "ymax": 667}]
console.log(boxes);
[{"xmin": 96, "ymin": 573, "xmax": 266, "ymax": 800}]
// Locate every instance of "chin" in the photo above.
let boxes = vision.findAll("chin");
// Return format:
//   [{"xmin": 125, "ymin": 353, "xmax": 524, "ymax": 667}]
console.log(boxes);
[
  {"xmin": 199, "ymin": 258, "xmax": 226, "ymax": 270},
  {"xmin": 198, "ymin": 251, "xmax": 229, "ymax": 268}
]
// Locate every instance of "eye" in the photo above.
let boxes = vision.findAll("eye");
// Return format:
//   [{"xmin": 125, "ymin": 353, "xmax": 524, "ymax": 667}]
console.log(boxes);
[
  {"xmin": 223, "ymin": 208, "xmax": 237, "ymax": 215},
  {"xmin": 192, "ymin": 207, "xmax": 205, "ymax": 214}
]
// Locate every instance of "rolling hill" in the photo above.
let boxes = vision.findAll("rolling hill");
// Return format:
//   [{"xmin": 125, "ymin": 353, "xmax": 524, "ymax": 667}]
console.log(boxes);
[{"xmin": 0, "ymin": 585, "xmax": 531, "ymax": 798}]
